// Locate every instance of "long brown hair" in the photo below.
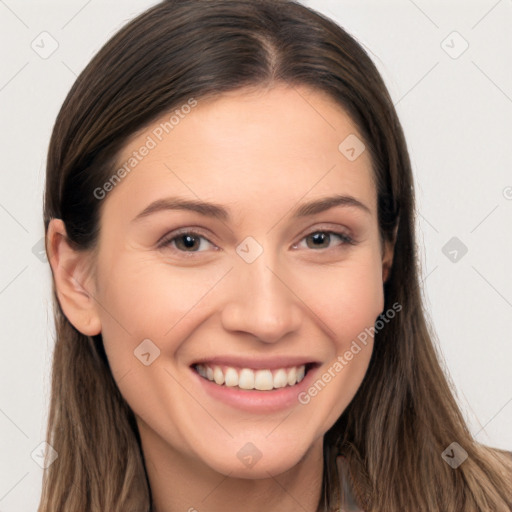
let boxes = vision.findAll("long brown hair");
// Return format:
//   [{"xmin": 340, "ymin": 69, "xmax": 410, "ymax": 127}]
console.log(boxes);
[{"xmin": 40, "ymin": 1, "xmax": 512, "ymax": 510}]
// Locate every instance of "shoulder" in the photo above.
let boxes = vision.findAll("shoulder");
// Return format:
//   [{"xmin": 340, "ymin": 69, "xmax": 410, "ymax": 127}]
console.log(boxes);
[
  {"xmin": 500, "ymin": 448, "xmax": 512, "ymax": 471},
  {"xmin": 473, "ymin": 442, "xmax": 511, "ymax": 459},
  {"xmin": 483, "ymin": 445, "xmax": 512, "ymax": 465},
  {"xmin": 336, "ymin": 447, "xmax": 512, "ymax": 511},
  {"xmin": 478, "ymin": 445, "xmax": 512, "ymax": 507}
]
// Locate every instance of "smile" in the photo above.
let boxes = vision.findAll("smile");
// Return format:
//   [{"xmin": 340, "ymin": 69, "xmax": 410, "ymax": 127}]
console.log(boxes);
[{"xmin": 193, "ymin": 363, "xmax": 313, "ymax": 391}]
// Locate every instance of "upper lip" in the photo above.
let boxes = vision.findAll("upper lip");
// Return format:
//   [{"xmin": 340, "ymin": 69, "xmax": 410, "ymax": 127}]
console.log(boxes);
[{"xmin": 191, "ymin": 356, "xmax": 320, "ymax": 370}]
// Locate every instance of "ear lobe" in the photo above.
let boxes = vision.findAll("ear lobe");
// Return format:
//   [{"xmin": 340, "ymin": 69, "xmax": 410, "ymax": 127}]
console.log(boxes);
[{"xmin": 46, "ymin": 219, "xmax": 101, "ymax": 336}]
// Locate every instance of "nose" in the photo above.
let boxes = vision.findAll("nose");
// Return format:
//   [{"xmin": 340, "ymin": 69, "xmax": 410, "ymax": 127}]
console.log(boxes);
[{"xmin": 220, "ymin": 253, "xmax": 303, "ymax": 344}]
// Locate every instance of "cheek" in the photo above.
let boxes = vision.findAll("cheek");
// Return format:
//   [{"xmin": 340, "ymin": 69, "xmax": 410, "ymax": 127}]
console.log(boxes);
[
  {"xmin": 96, "ymin": 243, "xmax": 383, "ymax": 381},
  {"xmin": 296, "ymin": 261, "xmax": 382, "ymax": 427},
  {"xmin": 296, "ymin": 255, "xmax": 384, "ymax": 342},
  {"xmin": 95, "ymin": 255, "xmax": 227, "ymax": 370},
  {"xmin": 293, "ymin": 251, "xmax": 383, "ymax": 393}
]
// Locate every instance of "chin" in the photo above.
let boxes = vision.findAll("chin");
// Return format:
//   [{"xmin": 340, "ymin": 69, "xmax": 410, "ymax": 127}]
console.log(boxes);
[{"xmin": 198, "ymin": 436, "xmax": 317, "ymax": 479}]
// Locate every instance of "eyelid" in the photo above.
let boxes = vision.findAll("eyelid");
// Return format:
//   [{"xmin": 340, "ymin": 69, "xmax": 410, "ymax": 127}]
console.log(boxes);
[
  {"xmin": 157, "ymin": 226, "xmax": 217, "ymax": 246},
  {"xmin": 293, "ymin": 223, "xmax": 356, "ymax": 246},
  {"xmin": 158, "ymin": 223, "xmax": 358, "ymax": 256}
]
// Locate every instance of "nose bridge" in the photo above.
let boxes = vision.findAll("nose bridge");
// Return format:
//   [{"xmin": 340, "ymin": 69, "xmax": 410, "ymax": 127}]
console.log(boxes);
[{"xmin": 221, "ymin": 246, "xmax": 302, "ymax": 343}]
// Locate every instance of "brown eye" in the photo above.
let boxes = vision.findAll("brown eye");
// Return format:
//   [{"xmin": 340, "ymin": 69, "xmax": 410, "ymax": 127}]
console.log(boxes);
[
  {"xmin": 174, "ymin": 233, "xmax": 202, "ymax": 251},
  {"xmin": 305, "ymin": 232, "xmax": 331, "ymax": 249},
  {"xmin": 159, "ymin": 230, "xmax": 215, "ymax": 253},
  {"xmin": 298, "ymin": 230, "xmax": 355, "ymax": 251}
]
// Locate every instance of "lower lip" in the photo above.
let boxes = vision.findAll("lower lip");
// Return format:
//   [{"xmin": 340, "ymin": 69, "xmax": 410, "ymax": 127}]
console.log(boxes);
[{"xmin": 190, "ymin": 364, "xmax": 320, "ymax": 413}]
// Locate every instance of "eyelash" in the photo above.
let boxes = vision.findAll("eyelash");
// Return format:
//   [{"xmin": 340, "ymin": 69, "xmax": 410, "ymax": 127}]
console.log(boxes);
[{"xmin": 157, "ymin": 227, "xmax": 357, "ymax": 256}]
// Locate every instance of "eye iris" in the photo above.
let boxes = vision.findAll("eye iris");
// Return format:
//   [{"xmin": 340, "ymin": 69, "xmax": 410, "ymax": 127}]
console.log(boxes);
[
  {"xmin": 176, "ymin": 234, "xmax": 200, "ymax": 251},
  {"xmin": 169, "ymin": 231, "xmax": 343, "ymax": 252},
  {"xmin": 306, "ymin": 232, "xmax": 330, "ymax": 249}
]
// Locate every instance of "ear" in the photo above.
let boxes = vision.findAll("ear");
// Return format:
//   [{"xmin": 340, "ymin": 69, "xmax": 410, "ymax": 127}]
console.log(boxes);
[
  {"xmin": 381, "ymin": 224, "xmax": 398, "ymax": 283},
  {"xmin": 46, "ymin": 219, "xmax": 101, "ymax": 336}
]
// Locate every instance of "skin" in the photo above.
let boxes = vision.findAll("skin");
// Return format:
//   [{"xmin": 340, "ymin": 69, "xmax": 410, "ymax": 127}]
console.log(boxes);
[{"xmin": 47, "ymin": 83, "xmax": 394, "ymax": 512}]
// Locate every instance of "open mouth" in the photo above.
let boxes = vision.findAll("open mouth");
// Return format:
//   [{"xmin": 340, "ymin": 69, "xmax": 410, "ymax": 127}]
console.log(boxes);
[{"xmin": 192, "ymin": 362, "xmax": 318, "ymax": 391}]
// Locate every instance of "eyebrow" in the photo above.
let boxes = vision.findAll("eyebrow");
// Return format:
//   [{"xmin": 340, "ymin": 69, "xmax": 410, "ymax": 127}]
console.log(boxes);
[{"xmin": 131, "ymin": 194, "xmax": 372, "ymax": 223}]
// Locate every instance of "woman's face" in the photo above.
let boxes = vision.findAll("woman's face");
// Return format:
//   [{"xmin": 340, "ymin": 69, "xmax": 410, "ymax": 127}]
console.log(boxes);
[{"xmin": 76, "ymin": 84, "xmax": 392, "ymax": 477}]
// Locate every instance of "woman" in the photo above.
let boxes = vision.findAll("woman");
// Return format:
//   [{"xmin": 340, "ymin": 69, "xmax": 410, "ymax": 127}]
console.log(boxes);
[{"xmin": 40, "ymin": 0, "xmax": 512, "ymax": 510}]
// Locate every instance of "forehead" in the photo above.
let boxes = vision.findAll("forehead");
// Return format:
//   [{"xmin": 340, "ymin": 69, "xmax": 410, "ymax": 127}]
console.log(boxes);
[{"xmin": 102, "ymin": 84, "xmax": 376, "ymax": 223}]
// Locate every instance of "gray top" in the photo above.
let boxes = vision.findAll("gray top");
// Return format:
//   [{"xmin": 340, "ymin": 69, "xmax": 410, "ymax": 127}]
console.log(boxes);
[{"xmin": 336, "ymin": 455, "xmax": 364, "ymax": 511}]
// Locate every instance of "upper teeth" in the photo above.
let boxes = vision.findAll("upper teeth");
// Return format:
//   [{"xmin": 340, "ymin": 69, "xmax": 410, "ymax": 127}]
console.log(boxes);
[{"xmin": 195, "ymin": 364, "xmax": 306, "ymax": 390}]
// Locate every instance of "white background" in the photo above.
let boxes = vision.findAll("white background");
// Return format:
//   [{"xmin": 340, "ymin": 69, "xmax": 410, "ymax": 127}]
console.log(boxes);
[{"xmin": 0, "ymin": 0, "xmax": 511, "ymax": 510}]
